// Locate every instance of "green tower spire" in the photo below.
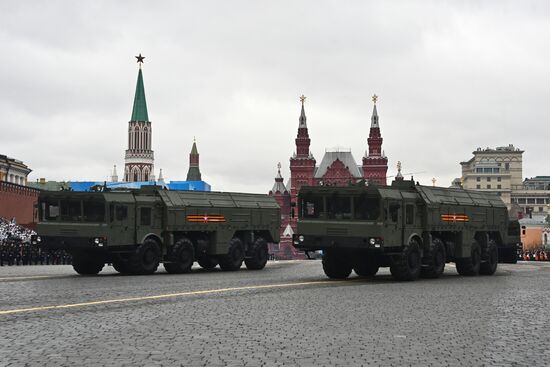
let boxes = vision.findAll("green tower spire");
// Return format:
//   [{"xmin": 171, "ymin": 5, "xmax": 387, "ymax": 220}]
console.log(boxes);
[
  {"xmin": 186, "ymin": 138, "xmax": 202, "ymax": 181},
  {"xmin": 191, "ymin": 139, "xmax": 198, "ymax": 155},
  {"xmin": 130, "ymin": 68, "xmax": 149, "ymax": 122}
]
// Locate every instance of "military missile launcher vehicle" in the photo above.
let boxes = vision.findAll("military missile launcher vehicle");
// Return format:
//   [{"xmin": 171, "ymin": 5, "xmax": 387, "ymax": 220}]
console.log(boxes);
[
  {"xmin": 292, "ymin": 179, "xmax": 520, "ymax": 281},
  {"xmin": 32, "ymin": 186, "xmax": 280, "ymax": 275}
]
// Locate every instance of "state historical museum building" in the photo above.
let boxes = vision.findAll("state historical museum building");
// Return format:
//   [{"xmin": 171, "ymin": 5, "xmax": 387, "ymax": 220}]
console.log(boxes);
[{"xmin": 269, "ymin": 95, "xmax": 389, "ymax": 259}]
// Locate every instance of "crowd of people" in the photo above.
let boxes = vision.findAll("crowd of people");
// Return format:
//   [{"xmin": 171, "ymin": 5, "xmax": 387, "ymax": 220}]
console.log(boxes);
[
  {"xmin": 520, "ymin": 250, "xmax": 550, "ymax": 262},
  {"xmin": 0, "ymin": 217, "xmax": 72, "ymax": 266}
]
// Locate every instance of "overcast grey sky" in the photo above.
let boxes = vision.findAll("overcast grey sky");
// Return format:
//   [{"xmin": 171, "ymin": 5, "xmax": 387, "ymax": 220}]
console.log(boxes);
[{"xmin": 1, "ymin": 1, "xmax": 548, "ymax": 193}]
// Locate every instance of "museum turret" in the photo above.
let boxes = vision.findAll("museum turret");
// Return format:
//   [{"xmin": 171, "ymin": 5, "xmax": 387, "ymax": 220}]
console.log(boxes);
[{"xmin": 362, "ymin": 94, "xmax": 388, "ymax": 185}]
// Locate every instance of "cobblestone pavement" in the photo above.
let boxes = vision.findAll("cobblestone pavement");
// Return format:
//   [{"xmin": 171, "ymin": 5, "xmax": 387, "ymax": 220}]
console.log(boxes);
[{"xmin": 1, "ymin": 261, "xmax": 550, "ymax": 366}]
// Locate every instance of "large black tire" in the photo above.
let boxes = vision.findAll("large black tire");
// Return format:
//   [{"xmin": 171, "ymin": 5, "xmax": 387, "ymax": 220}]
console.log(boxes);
[
  {"xmin": 219, "ymin": 238, "xmax": 244, "ymax": 271},
  {"xmin": 456, "ymin": 241, "xmax": 481, "ymax": 276},
  {"xmin": 353, "ymin": 255, "xmax": 379, "ymax": 277},
  {"xmin": 197, "ymin": 256, "xmax": 218, "ymax": 270},
  {"xmin": 390, "ymin": 240, "xmax": 421, "ymax": 281},
  {"xmin": 245, "ymin": 238, "xmax": 269, "ymax": 270},
  {"xmin": 72, "ymin": 254, "xmax": 104, "ymax": 275},
  {"xmin": 322, "ymin": 249, "xmax": 352, "ymax": 279},
  {"xmin": 420, "ymin": 238, "xmax": 446, "ymax": 279},
  {"xmin": 480, "ymin": 240, "xmax": 498, "ymax": 275},
  {"xmin": 112, "ymin": 259, "xmax": 131, "ymax": 274},
  {"xmin": 128, "ymin": 239, "xmax": 161, "ymax": 275},
  {"xmin": 500, "ymin": 247, "xmax": 518, "ymax": 264},
  {"xmin": 164, "ymin": 238, "xmax": 195, "ymax": 274}
]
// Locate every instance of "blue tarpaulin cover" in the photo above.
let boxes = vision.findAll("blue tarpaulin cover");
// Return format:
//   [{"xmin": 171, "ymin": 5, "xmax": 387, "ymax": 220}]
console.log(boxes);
[{"xmin": 68, "ymin": 181, "xmax": 211, "ymax": 192}]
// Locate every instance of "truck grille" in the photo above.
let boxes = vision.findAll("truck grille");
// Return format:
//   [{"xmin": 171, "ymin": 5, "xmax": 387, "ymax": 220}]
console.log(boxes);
[{"xmin": 326, "ymin": 227, "xmax": 348, "ymax": 236}]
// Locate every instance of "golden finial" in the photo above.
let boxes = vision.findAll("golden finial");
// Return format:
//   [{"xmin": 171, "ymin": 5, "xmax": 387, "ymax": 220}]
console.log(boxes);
[
  {"xmin": 300, "ymin": 94, "xmax": 306, "ymax": 105},
  {"xmin": 277, "ymin": 162, "xmax": 281, "ymax": 171},
  {"xmin": 372, "ymin": 94, "xmax": 378, "ymax": 105},
  {"xmin": 397, "ymin": 161, "xmax": 401, "ymax": 173},
  {"xmin": 432, "ymin": 178, "xmax": 436, "ymax": 187}
]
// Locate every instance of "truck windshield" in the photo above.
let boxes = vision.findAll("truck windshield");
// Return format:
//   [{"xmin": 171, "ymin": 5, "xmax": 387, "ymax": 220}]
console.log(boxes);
[
  {"xmin": 300, "ymin": 195, "xmax": 324, "ymax": 219},
  {"xmin": 40, "ymin": 199, "xmax": 106, "ymax": 222},
  {"xmin": 40, "ymin": 199, "xmax": 60, "ymax": 221},
  {"xmin": 354, "ymin": 195, "xmax": 380, "ymax": 220},
  {"xmin": 299, "ymin": 193, "xmax": 380, "ymax": 221}
]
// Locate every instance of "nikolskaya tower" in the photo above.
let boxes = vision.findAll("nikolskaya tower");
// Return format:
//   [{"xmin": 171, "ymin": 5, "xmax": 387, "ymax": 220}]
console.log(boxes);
[{"xmin": 124, "ymin": 54, "xmax": 155, "ymax": 182}]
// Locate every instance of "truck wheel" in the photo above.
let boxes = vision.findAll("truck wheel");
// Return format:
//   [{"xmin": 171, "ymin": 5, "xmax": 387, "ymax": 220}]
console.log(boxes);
[
  {"xmin": 420, "ymin": 239, "xmax": 446, "ymax": 279},
  {"xmin": 219, "ymin": 238, "xmax": 244, "ymax": 271},
  {"xmin": 456, "ymin": 242, "xmax": 481, "ymax": 276},
  {"xmin": 353, "ymin": 255, "xmax": 379, "ymax": 277},
  {"xmin": 501, "ymin": 248, "xmax": 518, "ymax": 264},
  {"xmin": 129, "ymin": 239, "xmax": 161, "ymax": 275},
  {"xmin": 322, "ymin": 250, "xmax": 352, "ymax": 279},
  {"xmin": 390, "ymin": 241, "xmax": 421, "ymax": 281},
  {"xmin": 245, "ymin": 238, "xmax": 268, "ymax": 270},
  {"xmin": 197, "ymin": 257, "xmax": 218, "ymax": 270},
  {"xmin": 164, "ymin": 238, "xmax": 195, "ymax": 274},
  {"xmin": 112, "ymin": 260, "xmax": 131, "ymax": 274},
  {"xmin": 480, "ymin": 240, "xmax": 498, "ymax": 275},
  {"xmin": 72, "ymin": 254, "xmax": 104, "ymax": 275}
]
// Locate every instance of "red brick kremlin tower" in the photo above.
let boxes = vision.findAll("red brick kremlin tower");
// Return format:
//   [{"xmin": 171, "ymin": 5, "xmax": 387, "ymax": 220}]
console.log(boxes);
[
  {"xmin": 186, "ymin": 139, "xmax": 202, "ymax": 181},
  {"xmin": 362, "ymin": 94, "xmax": 388, "ymax": 185},
  {"xmin": 124, "ymin": 54, "xmax": 155, "ymax": 182}
]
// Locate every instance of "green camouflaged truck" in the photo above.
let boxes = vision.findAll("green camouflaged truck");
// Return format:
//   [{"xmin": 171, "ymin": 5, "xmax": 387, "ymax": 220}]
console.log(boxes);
[
  {"xmin": 293, "ymin": 179, "xmax": 520, "ymax": 281},
  {"xmin": 32, "ymin": 187, "xmax": 280, "ymax": 275}
]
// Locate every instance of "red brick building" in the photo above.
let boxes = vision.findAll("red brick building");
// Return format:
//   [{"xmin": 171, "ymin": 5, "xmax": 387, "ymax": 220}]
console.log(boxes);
[{"xmin": 269, "ymin": 95, "xmax": 389, "ymax": 259}]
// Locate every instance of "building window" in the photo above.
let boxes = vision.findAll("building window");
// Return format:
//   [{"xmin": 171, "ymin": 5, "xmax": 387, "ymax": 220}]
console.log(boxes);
[
  {"xmin": 497, "ymin": 177, "xmax": 501, "ymax": 182},
  {"xmin": 527, "ymin": 198, "xmax": 536, "ymax": 204},
  {"xmin": 505, "ymin": 163, "xmax": 510, "ymax": 170},
  {"xmin": 518, "ymin": 198, "xmax": 526, "ymax": 204},
  {"xmin": 487, "ymin": 177, "xmax": 491, "ymax": 182},
  {"xmin": 476, "ymin": 177, "xmax": 481, "ymax": 182},
  {"xmin": 539, "ymin": 207, "xmax": 544, "ymax": 212},
  {"xmin": 497, "ymin": 185, "xmax": 501, "ymax": 189},
  {"xmin": 476, "ymin": 185, "xmax": 481, "ymax": 189},
  {"xmin": 536, "ymin": 198, "xmax": 545, "ymax": 204}
]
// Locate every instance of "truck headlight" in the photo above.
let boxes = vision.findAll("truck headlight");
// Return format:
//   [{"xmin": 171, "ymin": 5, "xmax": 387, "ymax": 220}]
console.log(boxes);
[
  {"xmin": 369, "ymin": 238, "xmax": 376, "ymax": 245},
  {"xmin": 299, "ymin": 235, "xmax": 305, "ymax": 242},
  {"xmin": 94, "ymin": 238, "xmax": 100, "ymax": 244}
]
